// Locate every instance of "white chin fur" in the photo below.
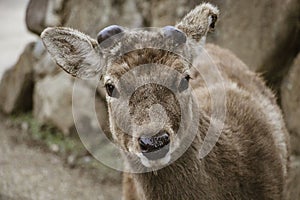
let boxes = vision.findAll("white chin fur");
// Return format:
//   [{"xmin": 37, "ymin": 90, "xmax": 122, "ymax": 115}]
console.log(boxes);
[{"xmin": 138, "ymin": 153, "xmax": 171, "ymax": 168}]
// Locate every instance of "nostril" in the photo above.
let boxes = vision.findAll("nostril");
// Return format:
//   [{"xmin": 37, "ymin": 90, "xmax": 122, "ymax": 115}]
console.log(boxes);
[
  {"xmin": 138, "ymin": 131, "xmax": 170, "ymax": 153},
  {"xmin": 138, "ymin": 136, "xmax": 153, "ymax": 152},
  {"xmin": 155, "ymin": 131, "xmax": 170, "ymax": 149}
]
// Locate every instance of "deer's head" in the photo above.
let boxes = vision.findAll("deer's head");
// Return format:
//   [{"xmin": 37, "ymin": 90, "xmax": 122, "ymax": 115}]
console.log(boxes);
[{"xmin": 41, "ymin": 3, "xmax": 219, "ymax": 169}]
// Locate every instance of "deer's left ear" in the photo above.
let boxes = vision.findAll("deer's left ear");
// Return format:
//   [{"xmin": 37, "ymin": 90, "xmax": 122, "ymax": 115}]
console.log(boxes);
[
  {"xmin": 176, "ymin": 3, "xmax": 219, "ymax": 42},
  {"xmin": 41, "ymin": 27, "xmax": 103, "ymax": 79}
]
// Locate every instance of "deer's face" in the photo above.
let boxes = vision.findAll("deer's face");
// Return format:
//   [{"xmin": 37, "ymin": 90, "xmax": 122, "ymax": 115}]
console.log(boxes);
[
  {"xmin": 103, "ymin": 43, "xmax": 196, "ymax": 168},
  {"xmin": 41, "ymin": 3, "xmax": 219, "ymax": 169}
]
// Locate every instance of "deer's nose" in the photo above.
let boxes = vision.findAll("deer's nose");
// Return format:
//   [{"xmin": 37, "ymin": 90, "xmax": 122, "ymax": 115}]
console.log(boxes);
[{"xmin": 138, "ymin": 131, "xmax": 170, "ymax": 160}]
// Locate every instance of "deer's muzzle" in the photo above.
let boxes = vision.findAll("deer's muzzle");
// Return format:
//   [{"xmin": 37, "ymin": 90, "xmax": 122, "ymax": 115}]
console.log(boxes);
[{"xmin": 138, "ymin": 131, "xmax": 170, "ymax": 160}]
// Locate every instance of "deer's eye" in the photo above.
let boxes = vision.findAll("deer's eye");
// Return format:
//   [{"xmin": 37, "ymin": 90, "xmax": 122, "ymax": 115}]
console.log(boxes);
[
  {"xmin": 105, "ymin": 83, "xmax": 118, "ymax": 97},
  {"xmin": 178, "ymin": 75, "xmax": 190, "ymax": 92}
]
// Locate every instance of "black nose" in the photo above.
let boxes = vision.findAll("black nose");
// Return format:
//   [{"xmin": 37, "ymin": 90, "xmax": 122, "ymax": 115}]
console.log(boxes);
[{"xmin": 138, "ymin": 131, "xmax": 170, "ymax": 160}]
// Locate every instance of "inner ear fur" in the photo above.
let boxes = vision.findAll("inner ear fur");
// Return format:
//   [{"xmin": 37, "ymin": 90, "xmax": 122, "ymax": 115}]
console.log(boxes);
[
  {"xmin": 41, "ymin": 27, "xmax": 103, "ymax": 79},
  {"xmin": 176, "ymin": 3, "xmax": 219, "ymax": 42}
]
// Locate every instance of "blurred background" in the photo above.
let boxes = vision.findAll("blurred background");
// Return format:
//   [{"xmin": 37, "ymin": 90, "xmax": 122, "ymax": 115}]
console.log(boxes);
[
  {"xmin": 0, "ymin": 0, "xmax": 35, "ymax": 79},
  {"xmin": 0, "ymin": 0, "xmax": 299, "ymax": 199}
]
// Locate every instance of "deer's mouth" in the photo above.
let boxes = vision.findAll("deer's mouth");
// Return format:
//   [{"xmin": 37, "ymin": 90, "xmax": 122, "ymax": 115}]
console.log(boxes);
[
  {"xmin": 141, "ymin": 143, "xmax": 170, "ymax": 160},
  {"xmin": 138, "ymin": 150, "xmax": 171, "ymax": 168}
]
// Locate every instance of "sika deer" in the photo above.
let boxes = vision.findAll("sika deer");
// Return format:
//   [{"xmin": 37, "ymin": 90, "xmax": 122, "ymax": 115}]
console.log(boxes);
[{"xmin": 41, "ymin": 3, "xmax": 289, "ymax": 199}]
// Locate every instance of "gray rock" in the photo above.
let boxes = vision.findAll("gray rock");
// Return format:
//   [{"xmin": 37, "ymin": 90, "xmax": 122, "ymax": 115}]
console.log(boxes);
[
  {"xmin": 32, "ymin": 39, "xmax": 46, "ymax": 59},
  {"xmin": 33, "ymin": 72, "xmax": 74, "ymax": 135},
  {"xmin": 207, "ymin": 0, "xmax": 300, "ymax": 73},
  {"xmin": 137, "ymin": 0, "xmax": 200, "ymax": 27},
  {"xmin": 33, "ymin": 52, "xmax": 60, "ymax": 81},
  {"xmin": 286, "ymin": 156, "xmax": 300, "ymax": 199},
  {"xmin": 64, "ymin": 0, "xmax": 144, "ymax": 36},
  {"xmin": 32, "ymin": 39, "xmax": 61, "ymax": 81},
  {"xmin": 281, "ymin": 53, "xmax": 300, "ymax": 155},
  {"xmin": 26, "ymin": 0, "xmax": 49, "ymax": 35},
  {"xmin": 33, "ymin": 72, "xmax": 109, "ymax": 137},
  {"xmin": 0, "ymin": 42, "xmax": 36, "ymax": 114},
  {"xmin": 44, "ymin": 0, "xmax": 65, "ymax": 27},
  {"xmin": 26, "ymin": 0, "xmax": 65, "ymax": 35}
]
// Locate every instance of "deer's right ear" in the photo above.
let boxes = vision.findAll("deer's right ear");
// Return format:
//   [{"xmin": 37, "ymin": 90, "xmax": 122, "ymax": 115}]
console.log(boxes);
[
  {"xmin": 176, "ymin": 3, "xmax": 219, "ymax": 43},
  {"xmin": 41, "ymin": 27, "xmax": 103, "ymax": 79}
]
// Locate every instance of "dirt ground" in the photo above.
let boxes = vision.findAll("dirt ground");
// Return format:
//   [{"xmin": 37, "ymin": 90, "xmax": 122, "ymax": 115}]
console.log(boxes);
[{"xmin": 0, "ymin": 113, "xmax": 122, "ymax": 200}]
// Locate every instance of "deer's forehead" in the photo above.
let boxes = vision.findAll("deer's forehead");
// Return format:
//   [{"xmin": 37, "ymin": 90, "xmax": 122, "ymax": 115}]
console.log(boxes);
[
  {"xmin": 105, "ymin": 49, "xmax": 190, "ymax": 80},
  {"xmin": 101, "ymin": 30, "xmax": 165, "ymax": 55}
]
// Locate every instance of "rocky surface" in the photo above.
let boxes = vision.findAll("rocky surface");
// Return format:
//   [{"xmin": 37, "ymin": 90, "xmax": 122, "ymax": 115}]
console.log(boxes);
[
  {"xmin": 0, "ymin": 43, "xmax": 36, "ymax": 114},
  {"xmin": 33, "ymin": 44, "xmax": 60, "ymax": 81},
  {"xmin": 33, "ymin": 72, "xmax": 75, "ymax": 135},
  {"xmin": 63, "ymin": 0, "xmax": 144, "ymax": 36},
  {"xmin": 281, "ymin": 53, "xmax": 300, "ymax": 155},
  {"xmin": 209, "ymin": 0, "xmax": 300, "ymax": 75},
  {"xmin": 286, "ymin": 156, "xmax": 300, "ymax": 199},
  {"xmin": 0, "ymin": 0, "xmax": 36, "ymax": 80},
  {"xmin": 26, "ymin": 0, "xmax": 65, "ymax": 35},
  {"xmin": 26, "ymin": 0, "xmax": 49, "ymax": 35},
  {"xmin": 33, "ymin": 72, "xmax": 109, "ymax": 137}
]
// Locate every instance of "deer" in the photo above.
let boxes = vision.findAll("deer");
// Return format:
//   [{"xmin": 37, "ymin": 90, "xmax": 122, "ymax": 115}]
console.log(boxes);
[{"xmin": 41, "ymin": 3, "xmax": 290, "ymax": 200}]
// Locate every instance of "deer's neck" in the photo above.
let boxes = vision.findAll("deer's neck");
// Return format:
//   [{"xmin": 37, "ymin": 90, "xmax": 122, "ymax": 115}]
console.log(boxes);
[
  {"xmin": 131, "ymin": 123, "xmax": 215, "ymax": 199},
  {"xmin": 132, "ymin": 144, "xmax": 211, "ymax": 199}
]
